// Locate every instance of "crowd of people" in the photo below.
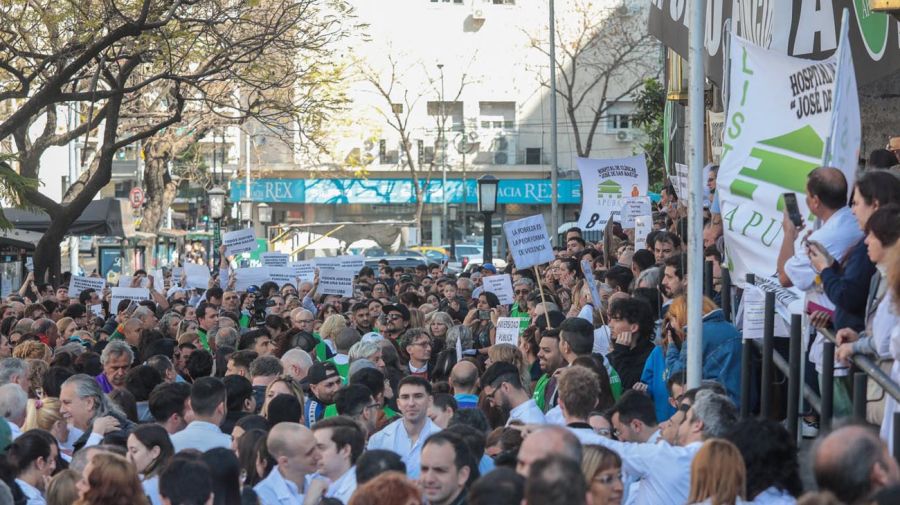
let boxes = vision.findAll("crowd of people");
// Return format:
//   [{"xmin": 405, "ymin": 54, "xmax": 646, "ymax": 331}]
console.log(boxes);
[{"xmin": 0, "ymin": 160, "xmax": 898, "ymax": 505}]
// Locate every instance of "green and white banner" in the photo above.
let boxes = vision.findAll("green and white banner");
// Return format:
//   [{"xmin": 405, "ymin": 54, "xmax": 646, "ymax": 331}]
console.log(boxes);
[
  {"xmin": 576, "ymin": 155, "xmax": 649, "ymax": 232},
  {"xmin": 718, "ymin": 31, "xmax": 859, "ymax": 308}
]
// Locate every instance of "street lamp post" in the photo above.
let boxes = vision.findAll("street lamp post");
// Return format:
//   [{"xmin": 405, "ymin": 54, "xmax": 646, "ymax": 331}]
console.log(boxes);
[
  {"xmin": 240, "ymin": 199, "xmax": 253, "ymax": 228},
  {"xmin": 437, "ymin": 63, "xmax": 448, "ymax": 245},
  {"xmin": 477, "ymin": 175, "xmax": 498, "ymax": 264},
  {"xmin": 448, "ymin": 204, "xmax": 458, "ymax": 261},
  {"xmin": 257, "ymin": 202, "xmax": 272, "ymax": 247},
  {"xmin": 208, "ymin": 187, "xmax": 226, "ymax": 269}
]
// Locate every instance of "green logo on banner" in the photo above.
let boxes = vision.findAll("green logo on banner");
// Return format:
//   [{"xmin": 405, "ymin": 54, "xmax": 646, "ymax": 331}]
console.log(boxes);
[
  {"xmin": 853, "ymin": 0, "xmax": 889, "ymax": 59},
  {"xmin": 728, "ymin": 125, "xmax": 824, "ymax": 210},
  {"xmin": 597, "ymin": 180, "xmax": 622, "ymax": 199}
]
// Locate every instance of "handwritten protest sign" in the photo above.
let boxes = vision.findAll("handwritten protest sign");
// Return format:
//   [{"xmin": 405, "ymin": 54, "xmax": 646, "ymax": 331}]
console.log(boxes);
[
  {"xmin": 634, "ymin": 215, "xmax": 652, "ymax": 249},
  {"xmin": 740, "ymin": 286, "xmax": 766, "ymax": 340},
  {"xmin": 318, "ymin": 269, "xmax": 355, "ymax": 297},
  {"xmin": 619, "ymin": 197, "xmax": 652, "ymax": 229},
  {"xmin": 223, "ymin": 228, "xmax": 258, "ymax": 256},
  {"xmin": 503, "ymin": 215, "xmax": 554, "ymax": 269},
  {"xmin": 482, "ymin": 274, "xmax": 515, "ymax": 305},
  {"xmin": 495, "ymin": 318, "xmax": 521, "ymax": 346},
  {"xmin": 68, "ymin": 276, "xmax": 106, "ymax": 296}
]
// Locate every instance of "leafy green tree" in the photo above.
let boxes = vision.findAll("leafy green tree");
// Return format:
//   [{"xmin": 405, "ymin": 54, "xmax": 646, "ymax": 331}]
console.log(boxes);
[{"xmin": 632, "ymin": 78, "xmax": 666, "ymax": 191}]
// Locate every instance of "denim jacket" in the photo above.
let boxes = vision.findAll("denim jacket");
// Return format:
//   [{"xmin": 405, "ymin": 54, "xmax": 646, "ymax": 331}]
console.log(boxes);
[{"xmin": 665, "ymin": 309, "xmax": 742, "ymax": 404}]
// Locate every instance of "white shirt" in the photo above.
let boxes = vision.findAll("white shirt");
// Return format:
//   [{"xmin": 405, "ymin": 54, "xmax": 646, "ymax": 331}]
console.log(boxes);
[
  {"xmin": 170, "ymin": 420, "xmax": 231, "ymax": 453},
  {"xmin": 325, "ymin": 466, "xmax": 357, "ymax": 504},
  {"xmin": 506, "ymin": 399, "xmax": 546, "ymax": 426},
  {"xmin": 142, "ymin": 475, "xmax": 162, "ymax": 505},
  {"xmin": 784, "ymin": 207, "xmax": 862, "ymax": 374},
  {"xmin": 254, "ymin": 466, "xmax": 305, "ymax": 505},
  {"xmin": 593, "ymin": 325, "xmax": 612, "ymax": 355},
  {"xmin": 623, "ymin": 431, "xmax": 661, "ymax": 505},
  {"xmin": 15, "ymin": 478, "xmax": 45, "ymax": 505},
  {"xmin": 749, "ymin": 486, "xmax": 796, "ymax": 504},
  {"xmin": 589, "ymin": 436, "xmax": 702, "ymax": 505},
  {"xmin": 367, "ymin": 417, "xmax": 441, "ymax": 479},
  {"xmin": 543, "ymin": 406, "xmax": 565, "ymax": 426}
]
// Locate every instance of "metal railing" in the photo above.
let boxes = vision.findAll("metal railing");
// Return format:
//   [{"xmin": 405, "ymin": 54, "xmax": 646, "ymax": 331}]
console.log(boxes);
[{"xmin": 726, "ymin": 268, "xmax": 900, "ymax": 461}]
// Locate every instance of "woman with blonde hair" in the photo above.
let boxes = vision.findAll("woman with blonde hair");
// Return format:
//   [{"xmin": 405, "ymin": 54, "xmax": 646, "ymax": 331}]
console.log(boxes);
[
  {"xmin": 581, "ymin": 445, "xmax": 623, "ymax": 505},
  {"xmin": 261, "ymin": 375, "xmax": 305, "ymax": 419},
  {"xmin": 665, "ymin": 295, "xmax": 742, "ymax": 404},
  {"xmin": 23, "ymin": 398, "xmax": 69, "ymax": 451},
  {"xmin": 75, "ymin": 452, "xmax": 148, "ymax": 505},
  {"xmin": 13, "ymin": 341, "xmax": 51, "ymax": 362},
  {"xmin": 316, "ymin": 314, "xmax": 347, "ymax": 361},
  {"xmin": 56, "ymin": 318, "xmax": 78, "ymax": 343},
  {"xmin": 47, "ymin": 469, "xmax": 80, "ymax": 505},
  {"xmin": 487, "ymin": 343, "xmax": 532, "ymax": 393},
  {"xmin": 688, "ymin": 438, "xmax": 747, "ymax": 505}
]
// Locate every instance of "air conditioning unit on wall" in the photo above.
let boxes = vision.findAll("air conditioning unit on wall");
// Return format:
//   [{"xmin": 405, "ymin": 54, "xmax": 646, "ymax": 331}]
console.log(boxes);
[{"xmin": 616, "ymin": 131, "xmax": 633, "ymax": 142}]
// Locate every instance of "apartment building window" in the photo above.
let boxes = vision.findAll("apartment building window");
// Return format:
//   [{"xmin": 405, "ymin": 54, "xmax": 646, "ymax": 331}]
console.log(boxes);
[
  {"xmin": 427, "ymin": 101, "xmax": 464, "ymax": 132},
  {"xmin": 379, "ymin": 139, "xmax": 399, "ymax": 164},
  {"xmin": 478, "ymin": 101, "xmax": 516, "ymax": 130},
  {"xmin": 525, "ymin": 148, "xmax": 542, "ymax": 165},
  {"xmin": 493, "ymin": 0, "xmax": 515, "ymax": 4},
  {"xmin": 609, "ymin": 114, "xmax": 631, "ymax": 130},
  {"xmin": 431, "ymin": 0, "xmax": 464, "ymax": 3}
]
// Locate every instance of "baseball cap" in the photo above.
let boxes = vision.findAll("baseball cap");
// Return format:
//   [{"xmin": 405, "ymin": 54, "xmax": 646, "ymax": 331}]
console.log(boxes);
[
  {"xmin": 382, "ymin": 304, "xmax": 410, "ymax": 321},
  {"xmin": 482, "ymin": 263, "xmax": 497, "ymax": 274},
  {"xmin": 361, "ymin": 332, "xmax": 384, "ymax": 344},
  {"xmin": 247, "ymin": 285, "xmax": 260, "ymax": 294},
  {"xmin": 307, "ymin": 362, "xmax": 339, "ymax": 385}
]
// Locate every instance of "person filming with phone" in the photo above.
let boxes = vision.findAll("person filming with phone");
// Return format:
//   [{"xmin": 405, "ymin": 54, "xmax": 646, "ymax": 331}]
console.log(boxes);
[{"xmin": 777, "ymin": 166, "xmax": 864, "ymax": 418}]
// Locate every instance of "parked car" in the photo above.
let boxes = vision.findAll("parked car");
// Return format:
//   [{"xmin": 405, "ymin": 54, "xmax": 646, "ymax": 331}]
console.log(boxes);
[{"xmin": 409, "ymin": 246, "xmax": 450, "ymax": 264}]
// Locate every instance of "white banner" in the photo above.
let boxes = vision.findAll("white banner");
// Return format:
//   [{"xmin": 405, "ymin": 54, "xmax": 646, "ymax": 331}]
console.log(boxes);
[
  {"xmin": 482, "ymin": 274, "xmax": 515, "ymax": 305},
  {"xmin": 576, "ymin": 155, "xmax": 649, "ymax": 231},
  {"xmin": 503, "ymin": 215, "xmax": 554, "ymax": 269},
  {"xmin": 69, "ymin": 275, "xmax": 106, "ymax": 295},
  {"xmin": 318, "ymin": 269, "xmax": 355, "ymax": 298},
  {"xmin": 718, "ymin": 33, "xmax": 847, "ymax": 313},
  {"xmin": 223, "ymin": 228, "xmax": 258, "ymax": 256},
  {"xmin": 823, "ymin": 12, "xmax": 860, "ymax": 187}
]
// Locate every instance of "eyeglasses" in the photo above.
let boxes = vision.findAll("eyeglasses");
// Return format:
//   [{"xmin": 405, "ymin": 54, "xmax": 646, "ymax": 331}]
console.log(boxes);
[
  {"xmin": 515, "ymin": 289, "xmax": 530, "ymax": 295},
  {"xmin": 386, "ymin": 314, "xmax": 403, "ymax": 321}
]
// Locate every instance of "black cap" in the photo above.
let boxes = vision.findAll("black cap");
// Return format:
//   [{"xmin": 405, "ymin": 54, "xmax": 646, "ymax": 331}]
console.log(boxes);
[
  {"xmin": 308, "ymin": 362, "xmax": 340, "ymax": 385},
  {"xmin": 382, "ymin": 304, "xmax": 410, "ymax": 321}
]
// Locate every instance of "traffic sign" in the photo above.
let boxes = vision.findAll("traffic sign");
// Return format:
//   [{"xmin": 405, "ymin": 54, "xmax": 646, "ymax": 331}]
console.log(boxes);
[{"xmin": 129, "ymin": 187, "xmax": 145, "ymax": 209}]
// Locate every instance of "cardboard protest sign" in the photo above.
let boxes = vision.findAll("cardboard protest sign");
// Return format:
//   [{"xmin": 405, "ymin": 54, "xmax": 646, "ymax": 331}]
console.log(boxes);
[
  {"xmin": 110, "ymin": 287, "xmax": 150, "ymax": 314},
  {"xmin": 290, "ymin": 261, "xmax": 316, "ymax": 283},
  {"xmin": 183, "ymin": 263, "xmax": 211, "ymax": 289},
  {"xmin": 619, "ymin": 197, "xmax": 652, "ymax": 229},
  {"xmin": 234, "ymin": 267, "xmax": 270, "ymax": 292},
  {"xmin": 267, "ymin": 267, "xmax": 296, "ymax": 287},
  {"xmin": 223, "ymin": 228, "xmax": 258, "ymax": 256}
]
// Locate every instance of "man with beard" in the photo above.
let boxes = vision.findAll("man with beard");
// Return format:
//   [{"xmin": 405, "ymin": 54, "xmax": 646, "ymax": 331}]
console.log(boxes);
[
  {"xmin": 532, "ymin": 323, "xmax": 565, "ymax": 412},
  {"xmin": 352, "ymin": 301, "xmax": 373, "ymax": 334},
  {"xmin": 381, "ymin": 304, "xmax": 410, "ymax": 341},
  {"xmin": 481, "ymin": 362, "xmax": 545, "ymax": 425},
  {"xmin": 661, "ymin": 253, "xmax": 687, "ymax": 316},
  {"xmin": 305, "ymin": 362, "xmax": 343, "ymax": 428}
]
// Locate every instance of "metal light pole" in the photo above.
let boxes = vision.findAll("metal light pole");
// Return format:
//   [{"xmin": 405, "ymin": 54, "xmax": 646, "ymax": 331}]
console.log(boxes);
[
  {"xmin": 449, "ymin": 204, "xmax": 458, "ymax": 261},
  {"xmin": 686, "ymin": 0, "xmax": 707, "ymax": 389},
  {"xmin": 258, "ymin": 202, "xmax": 272, "ymax": 249},
  {"xmin": 208, "ymin": 187, "xmax": 226, "ymax": 269},
  {"xmin": 549, "ymin": 0, "xmax": 559, "ymax": 244},
  {"xmin": 438, "ymin": 63, "xmax": 448, "ymax": 245},
  {"xmin": 245, "ymin": 130, "xmax": 252, "ymax": 205},
  {"xmin": 477, "ymin": 175, "xmax": 499, "ymax": 264}
]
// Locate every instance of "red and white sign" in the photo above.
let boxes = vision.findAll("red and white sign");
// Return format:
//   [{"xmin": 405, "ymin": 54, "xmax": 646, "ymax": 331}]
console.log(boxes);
[{"xmin": 129, "ymin": 187, "xmax": 144, "ymax": 209}]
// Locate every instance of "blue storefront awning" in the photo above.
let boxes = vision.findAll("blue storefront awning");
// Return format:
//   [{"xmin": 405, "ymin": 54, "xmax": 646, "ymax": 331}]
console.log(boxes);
[{"xmin": 231, "ymin": 178, "xmax": 583, "ymax": 205}]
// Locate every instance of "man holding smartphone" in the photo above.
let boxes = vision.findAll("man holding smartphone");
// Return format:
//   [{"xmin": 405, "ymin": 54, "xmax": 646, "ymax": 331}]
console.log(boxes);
[{"xmin": 776, "ymin": 167, "xmax": 863, "ymax": 420}]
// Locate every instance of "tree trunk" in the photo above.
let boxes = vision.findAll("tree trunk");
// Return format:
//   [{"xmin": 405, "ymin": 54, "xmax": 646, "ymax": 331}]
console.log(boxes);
[
  {"xmin": 33, "ymin": 211, "xmax": 71, "ymax": 285},
  {"xmin": 141, "ymin": 140, "xmax": 178, "ymax": 232}
]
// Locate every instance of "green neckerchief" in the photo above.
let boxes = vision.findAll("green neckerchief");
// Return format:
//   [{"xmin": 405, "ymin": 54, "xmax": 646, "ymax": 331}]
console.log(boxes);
[{"xmin": 197, "ymin": 328, "xmax": 210, "ymax": 352}]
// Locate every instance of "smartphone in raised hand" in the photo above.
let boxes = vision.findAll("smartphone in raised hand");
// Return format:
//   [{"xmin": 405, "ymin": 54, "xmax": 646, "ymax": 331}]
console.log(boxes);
[{"xmin": 782, "ymin": 192, "xmax": 803, "ymax": 229}]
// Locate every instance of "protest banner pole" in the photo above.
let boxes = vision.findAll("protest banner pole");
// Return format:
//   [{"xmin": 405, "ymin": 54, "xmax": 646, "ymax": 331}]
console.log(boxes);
[
  {"xmin": 291, "ymin": 225, "xmax": 346, "ymax": 257},
  {"xmin": 533, "ymin": 265, "xmax": 552, "ymax": 329},
  {"xmin": 685, "ymin": 0, "xmax": 706, "ymax": 389}
]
